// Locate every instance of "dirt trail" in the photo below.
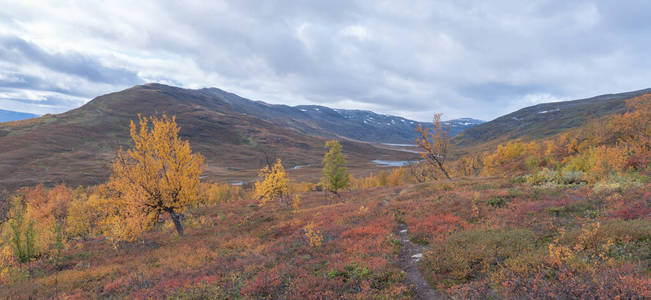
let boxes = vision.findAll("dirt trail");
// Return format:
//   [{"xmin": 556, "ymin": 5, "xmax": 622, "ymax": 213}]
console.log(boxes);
[
  {"xmin": 395, "ymin": 222, "xmax": 443, "ymax": 299},
  {"xmin": 385, "ymin": 186, "xmax": 442, "ymax": 299}
]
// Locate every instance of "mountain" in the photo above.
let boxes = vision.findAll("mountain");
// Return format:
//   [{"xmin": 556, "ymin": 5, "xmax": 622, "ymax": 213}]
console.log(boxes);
[
  {"xmin": 0, "ymin": 109, "xmax": 38, "ymax": 122},
  {"xmin": 199, "ymin": 88, "xmax": 482, "ymax": 143},
  {"xmin": 441, "ymin": 118, "xmax": 485, "ymax": 137},
  {"xmin": 0, "ymin": 84, "xmax": 419, "ymax": 188},
  {"xmin": 452, "ymin": 88, "xmax": 651, "ymax": 154}
]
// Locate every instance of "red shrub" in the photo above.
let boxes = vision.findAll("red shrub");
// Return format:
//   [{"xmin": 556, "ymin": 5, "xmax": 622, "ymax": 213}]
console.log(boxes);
[{"xmin": 410, "ymin": 214, "xmax": 467, "ymax": 241}]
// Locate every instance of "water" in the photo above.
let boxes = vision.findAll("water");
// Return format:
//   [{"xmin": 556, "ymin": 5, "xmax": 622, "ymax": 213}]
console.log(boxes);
[
  {"xmin": 381, "ymin": 143, "xmax": 417, "ymax": 147},
  {"xmin": 291, "ymin": 164, "xmax": 310, "ymax": 170},
  {"xmin": 230, "ymin": 181, "xmax": 245, "ymax": 186},
  {"xmin": 372, "ymin": 160, "xmax": 413, "ymax": 167},
  {"xmin": 381, "ymin": 143, "xmax": 420, "ymax": 154}
]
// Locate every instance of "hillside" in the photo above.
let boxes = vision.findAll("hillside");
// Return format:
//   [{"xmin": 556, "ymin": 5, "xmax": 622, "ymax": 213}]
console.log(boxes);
[
  {"xmin": 0, "ymin": 84, "xmax": 416, "ymax": 188},
  {"xmin": 2, "ymin": 176, "xmax": 648, "ymax": 299},
  {"xmin": 0, "ymin": 109, "xmax": 38, "ymax": 122},
  {"xmin": 452, "ymin": 88, "xmax": 651, "ymax": 154}
]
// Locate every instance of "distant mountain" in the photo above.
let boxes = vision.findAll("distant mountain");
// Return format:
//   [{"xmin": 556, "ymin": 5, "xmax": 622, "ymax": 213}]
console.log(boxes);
[
  {"xmin": 0, "ymin": 84, "xmax": 419, "ymax": 188},
  {"xmin": 293, "ymin": 105, "xmax": 482, "ymax": 140},
  {"xmin": 452, "ymin": 88, "xmax": 651, "ymax": 154},
  {"xmin": 441, "ymin": 118, "xmax": 485, "ymax": 137},
  {"xmin": 0, "ymin": 109, "xmax": 38, "ymax": 122},
  {"xmin": 202, "ymin": 88, "xmax": 482, "ymax": 143}
]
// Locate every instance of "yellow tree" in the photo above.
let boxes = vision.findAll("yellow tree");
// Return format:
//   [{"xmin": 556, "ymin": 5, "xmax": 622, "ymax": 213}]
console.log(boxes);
[
  {"xmin": 608, "ymin": 95, "xmax": 650, "ymax": 156},
  {"xmin": 254, "ymin": 158, "xmax": 289, "ymax": 205},
  {"xmin": 106, "ymin": 115, "xmax": 203, "ymax": 238},
  {"xmin": 415, "ymin": 113, "xmax": 452, "ymax": 180}
]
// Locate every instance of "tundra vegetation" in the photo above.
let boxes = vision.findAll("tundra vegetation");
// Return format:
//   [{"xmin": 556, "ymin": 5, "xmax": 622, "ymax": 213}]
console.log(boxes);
[{"xmin": 0, "ymin": 95, "xmax": 649, "ymax": 298}]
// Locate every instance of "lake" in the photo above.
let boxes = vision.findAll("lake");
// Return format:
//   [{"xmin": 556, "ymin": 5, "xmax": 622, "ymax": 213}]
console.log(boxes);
[{"xmin": 372, "ymin": 160, "xmax": 414, "ymax": 167}]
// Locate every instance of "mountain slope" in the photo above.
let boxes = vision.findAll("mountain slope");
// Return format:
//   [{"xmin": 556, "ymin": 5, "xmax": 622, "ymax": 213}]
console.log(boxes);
[
  {"xmin": 0, "ymin": 109, "xmax": 38, "ymax": 122},
  {"xmin": 441, "ymin": 118, "xmax": 485, "ymax": 137},
  {"xmin": 0, "ymin": 84, "xmax": 415, "ymax": 188},
  {"xmin": 452, "ymin": 88, "xmax": 651, "ymax": 153},
  {"xmin": 201, "ymin": 88, "xmax": 482, "ymax": 143}
]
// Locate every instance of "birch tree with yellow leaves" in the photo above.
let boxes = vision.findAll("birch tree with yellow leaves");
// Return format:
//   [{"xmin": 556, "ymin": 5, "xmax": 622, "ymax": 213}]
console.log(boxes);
[
  {"xmin": 416, "ymin": 113, "xmax": 452, "ymax": 180},
  {"xmin": 106, "ymin": 115, "xmax": 203, "ymax": 239},
  {"xmin": 254, "ymin": 159, "xmax": 289, "ymax": 205}
]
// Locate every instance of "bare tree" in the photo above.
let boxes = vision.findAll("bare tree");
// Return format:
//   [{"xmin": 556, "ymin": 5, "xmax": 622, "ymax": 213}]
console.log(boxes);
[{"xmin": 415, "ymin": 113, "xmax": 452, "ymax": 180}]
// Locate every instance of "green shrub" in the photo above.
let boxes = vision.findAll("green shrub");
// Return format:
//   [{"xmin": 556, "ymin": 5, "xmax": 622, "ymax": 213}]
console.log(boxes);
[
  {"xmin": 561, "ymin": 219, "xmax": 650, "ymax": 245},
  {"xmin": 526, "ymin": 168, "xmax": 586, "ymax": 186},
  {"xmin": 526, "ymin": 168, "xmax": 559, "ymax": 185},
  {"xmin": 592, "ymin": 174, "xmax": 643, "ymax": 193},
  {"xmin": 7, "ymin": 206, "xmax": 37, "ymax": 263},
  {"xmin": 487, "ymin": 197, "xmax": 507, "ymax": 208},
  {"xmin": 561, "ymin": 171, "xmax": 587, "ymax": 184},
  {"xmin": 525, "ymin": 156, "xmax": 542, "ymax": 171},
  {"xmin": 509, "ymin": 176, "xmax": 527, "ymax": 184}
]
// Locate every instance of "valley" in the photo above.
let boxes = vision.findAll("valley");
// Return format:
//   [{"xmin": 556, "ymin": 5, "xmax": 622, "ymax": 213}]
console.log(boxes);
[{"xmin": 2, "ymin": 3, "xmax": 650, "ymax": 298}]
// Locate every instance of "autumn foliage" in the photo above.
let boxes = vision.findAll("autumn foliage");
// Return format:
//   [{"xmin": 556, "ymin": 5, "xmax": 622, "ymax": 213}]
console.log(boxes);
[
  {"xmin": 0, "ymin": 97, "xmax": 649, "ymax": 298},
  {"xmin": 416, "ymin": 113, "xmax": 452, "ymax": 179},
  {"xmin": 105, "ymin": 114, "xmax": 204, "ymax": 239},
  {"xmin": 254, "ymin": 159, "xmax": 289, "ymax": 205},
  {"xmin": 474, "ymin": 95, "xmax": 650, "ymax": 181}
]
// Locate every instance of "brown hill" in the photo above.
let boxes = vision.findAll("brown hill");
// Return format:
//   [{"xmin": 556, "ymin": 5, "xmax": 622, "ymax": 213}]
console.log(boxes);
[
  {"xmin": 0, "ymin": 84, "xmax": 415, "ymax": 189},
  {"xmin": 451, "ymin": 88, "xmax": 651, "ymax": 156}
]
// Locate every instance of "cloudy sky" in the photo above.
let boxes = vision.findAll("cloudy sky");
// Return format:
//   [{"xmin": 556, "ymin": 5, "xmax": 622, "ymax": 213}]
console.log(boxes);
[{"xmin": 1, "ymin": 1, "xmax": 650, "ymax": 121}]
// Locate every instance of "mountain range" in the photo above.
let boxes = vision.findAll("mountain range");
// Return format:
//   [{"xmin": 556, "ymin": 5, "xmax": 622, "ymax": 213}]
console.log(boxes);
[
  {"xmin": 197, "ymin": 87, "xmax": 482, "ymax": 143},
  {"xmin": 0, "ymin": 109, "xmax": 38, "ymax": 123},
  {"xmin": 1, "ymin": 83, "xmax": 646, "ymax": 188},
  {"xmin": 0, "ymin": 84, "xmax": 427, "ymax": 188}
]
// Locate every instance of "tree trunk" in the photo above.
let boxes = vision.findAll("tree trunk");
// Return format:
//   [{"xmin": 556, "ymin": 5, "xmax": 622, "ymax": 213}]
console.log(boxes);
[
  {"xmin": 168, "ymin": 210, "xmax": 184, "ymax": 236},
  {"xmin": 436, "ymin": 160, "xmax": 452, "ymax": 180},
  {"xmin": 426, "ymin": 158, "xmax": 451, "ymax": 180}
]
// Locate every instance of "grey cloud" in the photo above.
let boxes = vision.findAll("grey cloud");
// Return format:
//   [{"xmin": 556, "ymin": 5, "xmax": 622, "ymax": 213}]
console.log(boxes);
[
  {"xmin": 0, "ymin": 88, "xmax": 87, "ymax": 115},
  {"xmin": 1, "ymin": 1, "xmax": 650, "ymax": 121},
  {"xmin": 0, "ymin": 72, "xmax": 84, "ymax": 97},
  {"xmin": 0, "ymin": 35, "xmax": 143, "ymax": 85}
]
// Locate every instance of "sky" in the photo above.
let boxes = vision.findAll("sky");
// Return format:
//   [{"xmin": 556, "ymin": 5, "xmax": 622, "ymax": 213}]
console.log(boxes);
[{"xmin": 1, "ymin": 1, "xmax": 650, "ymax": 121}]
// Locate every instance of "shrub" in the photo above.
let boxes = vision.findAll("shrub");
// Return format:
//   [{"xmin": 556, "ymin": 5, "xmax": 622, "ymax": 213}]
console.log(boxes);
[
  {"xmin": 560, "ymin": 171, "xmax": 586, "ymax": 185},
  {"xmin": 593, "ymin": 174, "xmax": 643, "ymax": 193},
  {"xmin": 408, "ymin": 214, "xmax": 468, "ymax": 243},
  {"xmin": 561, "ymin": 219, "xmax": 650, "ymax": 247},
  {"xmin": 422, "ymin": 228, "xmax": 535, "ymax": 287},
  {"xmin": 526, "ymin": 168, "xmax": 560, "ymax": 186},
  {"xmin": 200, "ymin": 182, "xmax": 242, "ymax": 205},
  {"xmin": 524, "ymin": 155, "xmax": 542, "ymax": 171},
  {"xmin": 6, "ymin": 206, "xmax": 37, "ymax": 263},
  {"xmin": 304, "ymin": 222, "xmax": 323, "ymax": 248},
  {"xmin": 487, "ymin": 197, "xmax": 507, "ymax": 208},
  {"xmin": 526, "ymin": 168, "xmax": 586, "ymax": 186}
]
